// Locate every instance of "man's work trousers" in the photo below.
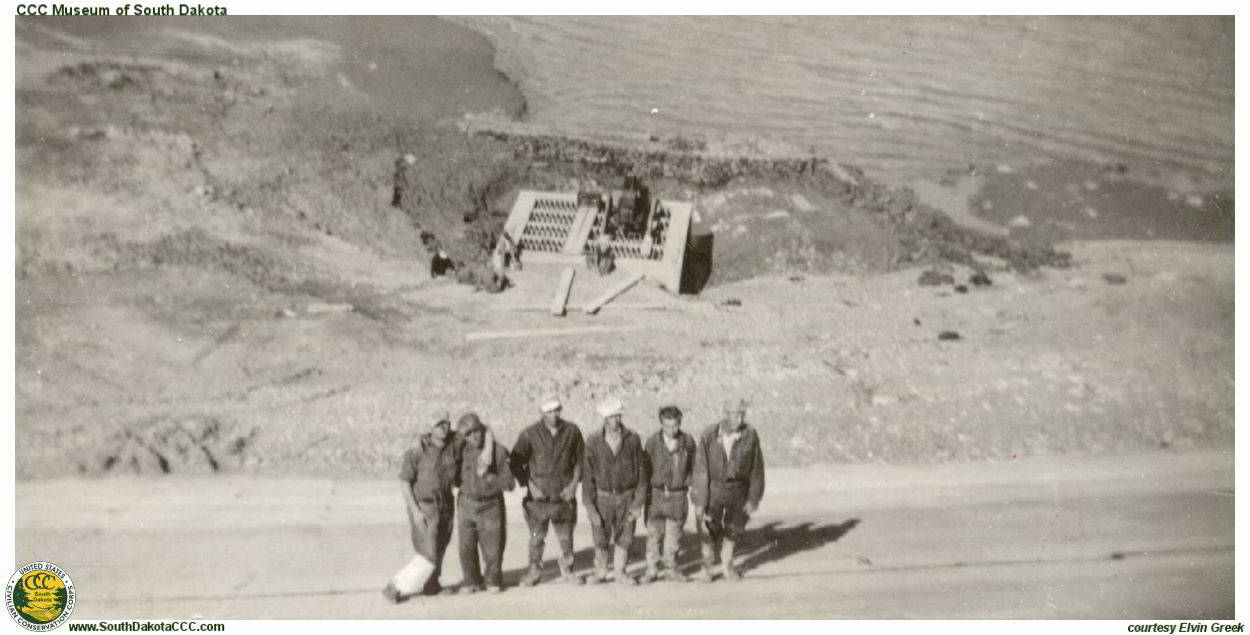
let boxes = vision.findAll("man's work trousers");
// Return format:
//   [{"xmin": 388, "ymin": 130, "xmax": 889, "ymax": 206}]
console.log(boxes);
[
  {"xmin": 703, "ymin": 483, "xmax": 750, "ymax": 542},
  {"xmin": 646, "ymin": 517, "xmax": 683, "ymax": 570},
  {"xmin": 409, "ymin": 497, "xmax": 455, "ymax": 593},
  {"xmin": 646, "ymin": 488, "xmax": 688, "ymax": 570},
  {"xmin": 457, "ymin": 494, "xmax": 506, "ymax": 588},
  {"xmin": 589, "ymin": 491, "xmax": 637, "ymax": 552},
  {"xmin": 522, "ymin": 498, "xmax": 577, "ymax": 565}
]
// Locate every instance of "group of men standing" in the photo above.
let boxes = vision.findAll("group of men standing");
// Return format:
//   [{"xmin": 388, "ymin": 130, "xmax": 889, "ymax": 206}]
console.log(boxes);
[{"xmin": 384, "ymin": 395, "xmax": 766, "ymax": 601}]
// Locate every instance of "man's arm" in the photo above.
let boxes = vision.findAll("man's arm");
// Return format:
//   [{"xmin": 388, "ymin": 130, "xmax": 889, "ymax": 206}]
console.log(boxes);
[
  {"xmin": 690, "ymin": 433, "xmax": 709, "ymax": 513},
  {"xmin": 746, "ymin": 431, "xmax": 766, "ymax": 513},
  {"xmin": 561, "ymin": 430, "xmax": 584, "ymax": 502},
  {"xmin": 629, "ymin": 435, "xmax": 647, "ymax": 514},
  {"xmin": 580, "ymin": 440, "xmax": 597, "ymax": 508},
  {"xmin": 477, "ymin": 428, "xmax": 496, "ymax": 475},
  {"xmin": 509, "ymin": 430, "xmax": 531, "ymax": 487},
  {"xmin": 400, "ymin": 481, "xmax": 421, "ymax": 522},
  {"xmin": 398, "ymin": 450, "xmax": 423, "ymax": 522},
  {"xmin": 495, "ymin": 445, "xmax": 516, "ymax": 492}
]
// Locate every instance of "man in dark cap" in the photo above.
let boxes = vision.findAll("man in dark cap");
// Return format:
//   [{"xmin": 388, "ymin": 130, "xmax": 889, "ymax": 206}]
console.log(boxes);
[
  {"xmin": 691, "ymin": 399, "xmax": 766, "ymax": 582},
  {"xmin": 582, "ymin": 397, "xmax": 646, "ymax": 585},
  {"xmin": 641, "ymin": 405, "xmax": 697, "ymax": 583},
  {"xmin": 454, "ymin": 413, "xmax": 514, "ymax": 594},
  {"xmin": 509, "ymin": 396, "xmax": 585, "ymax": 586},
  {"xmin": 394, "ymin": 410, "xmax": 462, "ymax": 597}
]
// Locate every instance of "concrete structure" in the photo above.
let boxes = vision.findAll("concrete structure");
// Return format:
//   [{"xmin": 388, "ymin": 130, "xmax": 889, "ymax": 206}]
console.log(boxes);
[{"xmin": 503, "ymin": 189, "xmax": 694, "ymax": 293}]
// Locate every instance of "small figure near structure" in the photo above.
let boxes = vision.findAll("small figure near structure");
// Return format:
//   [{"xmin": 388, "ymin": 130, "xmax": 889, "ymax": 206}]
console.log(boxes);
[{"xmin": 430, "ymin": 249, "xmax": 455, "ymax": 279}]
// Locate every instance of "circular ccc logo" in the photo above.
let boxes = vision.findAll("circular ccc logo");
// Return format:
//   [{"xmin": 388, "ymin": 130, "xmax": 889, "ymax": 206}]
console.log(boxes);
[{"xmin": 5, "ymin": 562, "xmax": 75, "ymax": 631}]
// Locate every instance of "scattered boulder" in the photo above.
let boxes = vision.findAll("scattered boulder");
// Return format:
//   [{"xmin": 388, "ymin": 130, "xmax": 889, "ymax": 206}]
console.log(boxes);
[
  {"xmin": 938, "ymin": 330, "xmax": 961, "ymax": 341},
  {"xmin": 954, "ymin": 284, "xmax": 969, "ymax": 294},
  {"xmin": 790, "ymin": 193, "xmax": 816, "ymax": 211},
  {"xmin": 306, "ymin": 302, "xmax": 355, "ymax": 315},
  {"xmin": 919, "ymin": 269, "xmax": 955, "ymax": 286},
  {"xmin": 720, "ymin": 298, "xmax": 743, "ymax": 307},
  {"xmin": 970, "ymin": 271, "xmax": 993, "ymax": 287},
  {"xmin": 1102, "ymin": 273, "xmax": 1128, "ymax": 285}
]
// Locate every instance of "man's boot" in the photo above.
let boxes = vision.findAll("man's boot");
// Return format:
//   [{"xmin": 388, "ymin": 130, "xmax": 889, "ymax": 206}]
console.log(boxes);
[
  {"xmin": 661, "ymin": 533, "xmax": 687, "ymax": 581},
  {"xmin": 614, "ymin": 546, "xmax": 636, "ymax": 585},
  {"xmin": 382, "ymin": 582, "xmax": 402, "ymax": 603},
  {"xmin": 699, "ymin": 542, "xmax": 717, "ymax": 583},
  {"xmin": 721, "ymin": 540, "xmax": 742, "ymax": 581},
  {"xmin": 558, "ymin": 554, "xmax": 583, "ymax": 585},
  {"xmin": 587, "ymin": 549, "xmax": 610, "ymax": 584},
  {"xmin": 661, "ymin": 568, "xmax": 690, "ymax": 582},
  {"xmin": 519, "ymin": 563, "xmax": 542, "ymax": 587},
  {"xmin": 642, "ymin": 535, "xmax": 661, "ymax": 584}
]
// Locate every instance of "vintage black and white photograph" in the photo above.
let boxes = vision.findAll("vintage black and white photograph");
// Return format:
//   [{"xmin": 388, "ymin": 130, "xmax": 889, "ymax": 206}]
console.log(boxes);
[{"xmin": 12, "ymin": 13, "xmax": 1235, "ymax": 621}]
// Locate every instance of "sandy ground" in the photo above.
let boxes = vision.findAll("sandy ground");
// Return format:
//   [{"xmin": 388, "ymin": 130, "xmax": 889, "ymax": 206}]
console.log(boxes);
[
  {"xmin": 16, "ymin": 449, "xmax": 1232, "ymax": 619},
  {"xmin": 16, "ymin": 237, "xmax": 1232, "ymax": 477}
]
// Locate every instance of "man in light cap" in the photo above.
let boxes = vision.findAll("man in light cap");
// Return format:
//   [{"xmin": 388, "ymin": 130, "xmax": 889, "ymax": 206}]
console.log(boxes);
[
  {"xmin": 395, "ymin": 410, "xmax": 462, "ymax": 596},
  {"xmin": 454, "ymin": 413, "xmax": 514, "ymax": 594},
  {"xmin": 509, "ymin": 396, "xmax": 585, "ymax": 586},
  {"xmin": 691, "ymin": 399, "xmax": 765, "ymax": 582},
  {"xmin": 581, "ymin": 397, "xmax": 646, "ymax": 585}
]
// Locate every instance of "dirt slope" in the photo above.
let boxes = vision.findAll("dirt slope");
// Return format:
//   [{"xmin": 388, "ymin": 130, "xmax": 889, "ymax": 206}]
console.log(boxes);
[{"xmin": 15, "ymin": 20, "xmax": 1232, "ymax": 479}]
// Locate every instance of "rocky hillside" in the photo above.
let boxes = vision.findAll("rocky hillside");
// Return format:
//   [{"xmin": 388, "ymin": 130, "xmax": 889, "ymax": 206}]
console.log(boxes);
[{"xmin": 15, "ymin": 21, "xmax": 1230, "ymax": 479}]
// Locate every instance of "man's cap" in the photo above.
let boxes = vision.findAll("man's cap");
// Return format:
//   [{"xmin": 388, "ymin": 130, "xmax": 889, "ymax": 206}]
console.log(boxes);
[
  {"xmin": 457, "ymin": 412, "xmax": 484, "ymax": 434},
  {"xmin": 721, "ymin": 399, "xmax": 748, "ymax": 414},
  {"xmin": 540, "ymin": 396, "xmax": 562, "ymax": 413},
  {"xmin": 597, "ymin": 397, "xmax": 624, "ymax": 419}
]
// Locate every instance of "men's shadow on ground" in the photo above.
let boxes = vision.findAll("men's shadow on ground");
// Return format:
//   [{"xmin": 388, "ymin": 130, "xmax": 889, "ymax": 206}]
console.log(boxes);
[
  {"xmin": 499, "ymin": 545, "xmax": 621, "ymax": 587},
  {"xmin": 674, "ymin": 518, "xmax": 861, "ymax": 575},
  {"xmin": 498, "ymin": 519, "xmax": 860, "ymax": 586}
]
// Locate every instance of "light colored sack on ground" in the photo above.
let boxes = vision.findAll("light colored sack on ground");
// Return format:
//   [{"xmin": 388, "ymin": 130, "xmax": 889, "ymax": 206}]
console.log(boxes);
[{"xmin": 391, "ymin": 553, "xmax": 436, "ymax": 595}]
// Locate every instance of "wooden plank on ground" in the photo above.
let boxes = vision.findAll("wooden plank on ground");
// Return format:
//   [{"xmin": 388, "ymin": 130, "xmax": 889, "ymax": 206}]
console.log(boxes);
[
  {"xmin": 582, "ymin": 272, "xmax": 646, "ymax": 315},
  {"xmin": 549, "ymin": 267, "xmax": 576, "ymax": 316},
  {"xmin": 494, "ymin": 304, "xmax": 670, "ymax": 312},
  {"xmin": 465, "ymin": 325, "xmax": 644, "ymax": 343},
  {"xmin": 562, "ymin": 201, "xmax": 599, "ymax": 255}
]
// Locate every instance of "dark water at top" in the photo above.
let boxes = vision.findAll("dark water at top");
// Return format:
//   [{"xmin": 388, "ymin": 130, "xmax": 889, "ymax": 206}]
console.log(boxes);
[
  {"xmin": 17, "ymin": 16, "xmax": 526, "ymax": 121},
  {"xmin": 469, "ymin": 16, "xmax": 1233, "ymax": 189}
]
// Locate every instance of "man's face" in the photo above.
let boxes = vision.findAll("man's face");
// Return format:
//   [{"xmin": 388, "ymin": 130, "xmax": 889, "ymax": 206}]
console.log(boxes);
[
  {"xmin": 660, "ymin": 416, "xmax": 682, "ymax": 438},
  {"xmin": 465, "ymin": 428, "xmax": 485, "ymax": 449},
  {"xmin": 604, "ymin": 414, "xmax": 623, "ymax": 432},
  {"xmin": 430, "ymin": 420, "xmax": 451, "ymax": 446},
  {"xmin": 542, "ymin": 409, "xmax": 561, "ymax": 426},
  {"xmin": 728, "ymin": 411, "xmax": 746, "ymax": 429}
]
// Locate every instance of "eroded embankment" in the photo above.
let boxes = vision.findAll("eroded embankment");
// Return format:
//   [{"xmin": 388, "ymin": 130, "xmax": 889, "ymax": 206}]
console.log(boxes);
[
  {"xmin": 447, "ymin": 128, "xmax": 1072, "ymax": 284},
  {"xmin": 16, "ymin": 21, "xmax": 1118, "ymax": 480}
]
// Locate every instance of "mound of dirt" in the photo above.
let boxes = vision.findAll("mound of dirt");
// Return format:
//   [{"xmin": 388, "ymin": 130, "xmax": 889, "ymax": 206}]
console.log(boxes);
[{"xmin": 472, "ymin": 128, "xmax": 1072, "ymax": 284}]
